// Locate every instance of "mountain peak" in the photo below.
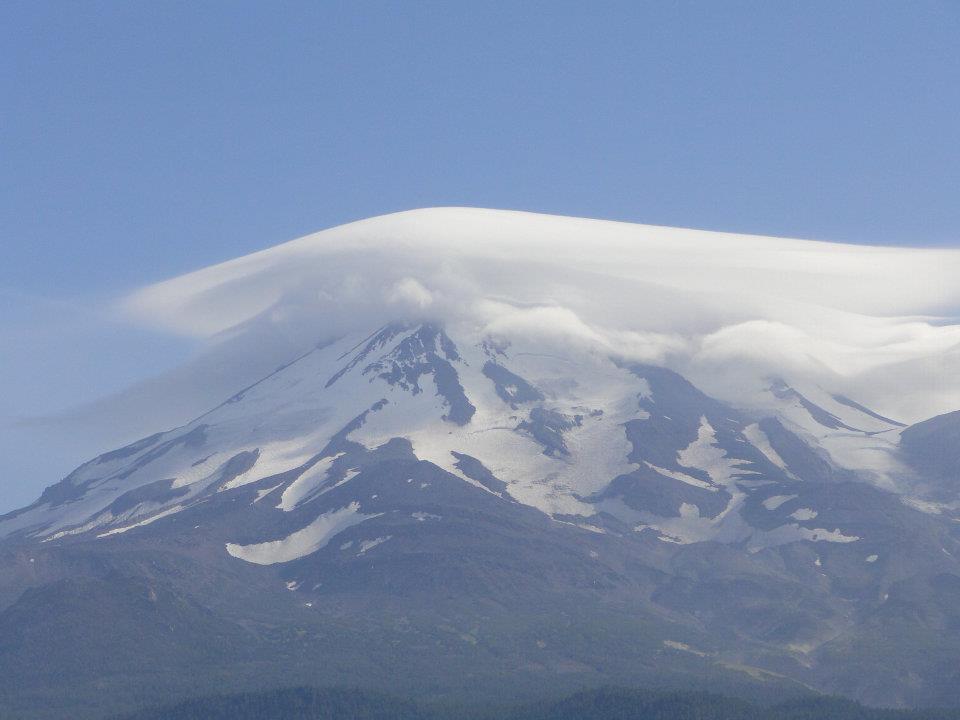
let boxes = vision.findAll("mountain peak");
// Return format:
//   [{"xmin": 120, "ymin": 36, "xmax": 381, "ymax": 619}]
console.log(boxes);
[{"xmin": 5, "ymin": 212, "xmax": 960, "ymax": 712}]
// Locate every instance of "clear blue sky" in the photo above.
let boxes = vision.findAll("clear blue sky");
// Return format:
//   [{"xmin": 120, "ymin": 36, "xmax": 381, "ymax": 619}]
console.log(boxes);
[{"xmin": 2, "ymin": 1, "xmax": 959, "ymax": 509}]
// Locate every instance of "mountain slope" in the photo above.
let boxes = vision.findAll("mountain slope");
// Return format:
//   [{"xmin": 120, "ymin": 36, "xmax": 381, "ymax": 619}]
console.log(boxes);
[
  {"xmin": 3, "ymin": 209, "xmax": 960, "ymax": 718},
  {"xmin": 2, "ymin": 321, "xmax": 959, "ymax": 716},
  {"xmin": 117, "ymin": 686, "xmax": 960, "ymax": 720}
]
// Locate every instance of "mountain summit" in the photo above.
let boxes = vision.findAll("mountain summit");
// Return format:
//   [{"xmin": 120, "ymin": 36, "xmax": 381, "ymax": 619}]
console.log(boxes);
[{"xmin": 3, "ymin": 209, "xmax": 960, "ymax": 718}]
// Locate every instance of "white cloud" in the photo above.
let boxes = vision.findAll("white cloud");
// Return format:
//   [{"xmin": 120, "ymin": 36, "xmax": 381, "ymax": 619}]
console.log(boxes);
[
  {"xmin": 112, "ymin": 207, "xmax": 960, "ymax": 423},
  {"xmin": 386, "ymin": 277, "xmax": 434, "ymax": 310}
]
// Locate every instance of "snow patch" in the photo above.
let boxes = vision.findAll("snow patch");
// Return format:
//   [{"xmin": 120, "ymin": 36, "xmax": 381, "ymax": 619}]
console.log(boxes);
[
  {"xmin": 763, "ymin": 495, "xmax": 797, "ymax": 511},
  {"xmin": 253, "ymin": 483, "xmax": 282, "ymax": 503},
  {"xmin": 411, "ymin": 511, "xmax": 441, "ymax": 522},
  {"xmin": 645, "ymin": 462, "xmax": 716, "ymax": 491},
  {"xmin": 226, "ymin": 502, "xmax": 381, "ymax": 565},
  {"xmin": 357, "ymin": 536, "xmax": 392, "ymax": 555},
  {"xmin": 802, "ymin": 528, "xmax": 859, "ymax": 543},
  {"xmin": 677, "ymin": 417, "xmax": 750, "ymax": 487},
  {"xmin": 97, "ymin": 505, "xmax": 186, "ymax": 538},
  {"xmin": 663, "ymin": 640, "xmax": 709, "ymax": 657},
  {"xmin": 743, "ymin": 423, "xmax": 794, "ymax": 476},
  {"xmin": 277, "ymin": 454, "xmax": 343, "ymax": 511}
]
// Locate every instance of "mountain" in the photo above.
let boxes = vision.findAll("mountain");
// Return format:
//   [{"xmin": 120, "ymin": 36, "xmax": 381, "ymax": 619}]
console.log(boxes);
[
  {"xmin": 2, "ymin": 209, "xmax": 960, "ymax": 718},
  {"xmin": 901, "ymin": 411, "xmax": 960, "ymax": 486}
]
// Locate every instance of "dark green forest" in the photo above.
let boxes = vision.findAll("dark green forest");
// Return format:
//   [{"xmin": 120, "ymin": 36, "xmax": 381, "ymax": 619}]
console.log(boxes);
[{"xmin": 118, "ymin": 686, "xmax": 960, "ymax": 720}]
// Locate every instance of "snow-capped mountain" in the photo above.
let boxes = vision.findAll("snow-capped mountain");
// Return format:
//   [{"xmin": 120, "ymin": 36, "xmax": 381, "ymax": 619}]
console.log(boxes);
[
  {"xmin": 1, "ymin": 320, "xmax": 931, "ymax": 550},
  {"xmin": 2, "ymin": 209, "xmax": 960, "ymax": 718}
]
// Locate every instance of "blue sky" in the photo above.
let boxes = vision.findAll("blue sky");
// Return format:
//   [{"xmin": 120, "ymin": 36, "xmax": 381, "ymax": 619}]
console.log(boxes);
[{"xmin": 2, "ymin": 1, "xmax": 959, "ymax": 510}]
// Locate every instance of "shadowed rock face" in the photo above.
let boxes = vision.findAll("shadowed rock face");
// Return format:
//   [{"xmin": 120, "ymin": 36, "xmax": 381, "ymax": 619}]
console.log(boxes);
[
  {"xmin": 107, "ymin": 479, "xmax": 191, "ymax": 516},
  {"xmin": 517, "ymin": 407, "xmax": 582, "ymax": 457},
  {"xmin": 450, "ymin": 452, "xmax": 510, "ymax": 494},
  {"xmin": 357, "ymin": 323, "xmax": 476, "ymax": 425},
  {"xmin": 900, "ymin": 410, "xmax": 960, "ymax": 480},
  {"xmin": 593, "ymin": 464, "xmax": 731, "ymax": 519},
  {"xmin": 758, "ymin": 417, "xmax": 842, "ymax": 483},
  {"xmin": 2, "ymin": 322, "xmax": 960, "ymax": 717},
  {"xmin": 482, "ymin": 360, "xmax": 544, "ymax": 407}
]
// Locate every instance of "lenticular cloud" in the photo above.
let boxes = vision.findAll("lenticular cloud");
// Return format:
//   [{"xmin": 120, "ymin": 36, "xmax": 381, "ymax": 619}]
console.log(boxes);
[{"xmin": 121, "ymin": 207, "xmax": 960, "ymax": 422}]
